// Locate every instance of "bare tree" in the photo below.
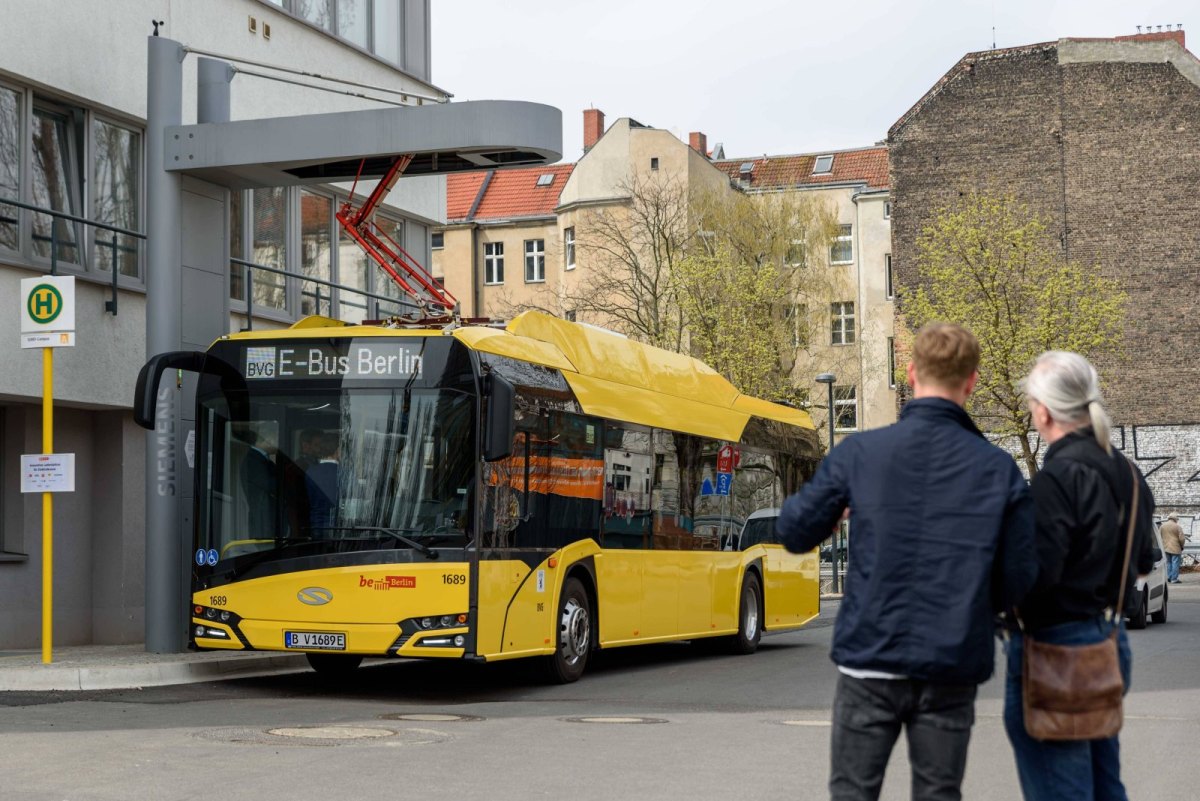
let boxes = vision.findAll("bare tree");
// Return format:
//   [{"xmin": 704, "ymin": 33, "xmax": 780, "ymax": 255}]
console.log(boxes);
[{"xmin": 563, "ymin": 173, "xmax": 693, "ymax": 351}]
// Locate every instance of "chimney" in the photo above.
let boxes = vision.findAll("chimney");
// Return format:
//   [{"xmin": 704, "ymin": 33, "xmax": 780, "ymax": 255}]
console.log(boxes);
[
  {"xmin": 583, "ymin": 108, "xmax": 605, "ymax": 153},
  {"xmin": 689, "ymin": 131, "xmax": 708, "ymax": 158},
  {"xmin": 1116, "ymin": 27, "xmax": 1185, "ymax": 48}
]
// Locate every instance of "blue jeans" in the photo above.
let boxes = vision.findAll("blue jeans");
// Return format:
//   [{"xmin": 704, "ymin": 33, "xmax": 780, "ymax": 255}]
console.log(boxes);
[
  {"xmin": 1167, "ymin": 553, "xmax": 1182, "ymax": 583},
  {"xmin": 1003, "ymin": 618, "xmax": 1132, "ymax": 801}
]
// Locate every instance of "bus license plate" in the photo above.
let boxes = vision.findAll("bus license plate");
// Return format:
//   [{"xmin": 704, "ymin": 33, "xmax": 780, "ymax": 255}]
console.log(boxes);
[{"xmin": 285, "ymin": 631, "xmax": 346, "ymax": 651}]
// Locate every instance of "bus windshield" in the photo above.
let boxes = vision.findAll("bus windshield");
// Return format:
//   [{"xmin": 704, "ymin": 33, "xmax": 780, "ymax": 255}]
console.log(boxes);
[{"xmin": 196, "ymin": 386, "xmax": 475, "ymax": 567}]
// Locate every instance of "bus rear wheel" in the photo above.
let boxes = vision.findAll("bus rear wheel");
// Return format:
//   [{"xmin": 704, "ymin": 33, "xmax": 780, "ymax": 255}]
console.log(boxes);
[
  {"xmin": 545, "ymin": 577, "xmax": 591, "ymax": 684},
  {"xmin": 306, "ymin": 653, "xmax": 363, "ymax": 676},
  {"xmin": 726, "ymin": 571, "xmax": 763, "ymax": 655}
]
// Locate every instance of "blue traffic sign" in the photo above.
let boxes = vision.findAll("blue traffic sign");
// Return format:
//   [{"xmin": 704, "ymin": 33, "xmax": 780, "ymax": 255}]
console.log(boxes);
[{"xmin": 715, "ymin": 472, "xmax": 733, "ymax": 496}]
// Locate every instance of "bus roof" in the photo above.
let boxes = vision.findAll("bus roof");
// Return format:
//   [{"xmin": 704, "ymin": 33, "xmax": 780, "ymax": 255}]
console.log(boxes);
[{"xmin": 224, "ymin": 311, "xmax": 815, "ymax": 441}]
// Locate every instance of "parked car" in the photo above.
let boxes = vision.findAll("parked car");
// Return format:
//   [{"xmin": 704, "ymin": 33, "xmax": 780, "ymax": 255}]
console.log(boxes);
[{"xmin": 1126, "ymin": 519, "xmax": 1167, "ymax": 629}]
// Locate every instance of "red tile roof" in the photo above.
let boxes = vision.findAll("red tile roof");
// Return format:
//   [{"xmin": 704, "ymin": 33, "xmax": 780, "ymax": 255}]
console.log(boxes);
[
  {"xmin": 445, "ymin": 164, "xmax": 575, "ymax": 223},
  {"xmin": 446, "ymin": 171, "xmax": 487, "ymax": 222},
  {"xmin": 714, "ymin": 147, "xmax": 888, "ymax": 191}
]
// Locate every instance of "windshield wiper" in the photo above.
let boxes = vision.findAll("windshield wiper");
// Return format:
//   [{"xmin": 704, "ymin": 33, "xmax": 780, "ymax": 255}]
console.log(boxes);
[
  {"xmin": 228, "ymin": 538, "xmax": 329, "ymax": 579},
  {"xmin": 311, "ymin": 526, "xmax": 439, "ymax": 559}
]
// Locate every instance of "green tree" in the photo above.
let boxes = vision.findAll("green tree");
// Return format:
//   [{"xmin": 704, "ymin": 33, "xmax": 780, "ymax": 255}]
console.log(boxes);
[
  {"xmin": 901, "ymin": 193, "xmax": 1126, "ymax": 475},
  {"xmin": 680, "ymin": 188, "xmax": 842, "ymax": 408}
]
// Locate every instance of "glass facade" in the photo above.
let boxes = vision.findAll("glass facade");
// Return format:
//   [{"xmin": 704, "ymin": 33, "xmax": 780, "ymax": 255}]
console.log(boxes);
[
  {"xmin": 0, "ymin": 80, "xmax": 143, "ymax": 280},
  {"xmin": 92, "ymin": 119, "xmax": 140, "ymax": 277},
  {"xmin": 299, "ymin": 190, "xmax": 333, "ymax": 316},
  {"xmin": 0, "ymin": 86, "xmax": 18, "ymax": 252},
  {"xmin": 231, "ymin": 186, "xmax": 426, "ymax": 325},
  {"xmin": 273, "ymin": 0, "xmax": 423, "ymax": 75}
]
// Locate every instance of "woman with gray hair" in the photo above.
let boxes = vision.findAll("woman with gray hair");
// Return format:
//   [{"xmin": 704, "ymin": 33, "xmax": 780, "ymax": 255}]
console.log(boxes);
[{"xmin": 1003, "ymin": 351, "xmax": 1157, "ymax": 800}]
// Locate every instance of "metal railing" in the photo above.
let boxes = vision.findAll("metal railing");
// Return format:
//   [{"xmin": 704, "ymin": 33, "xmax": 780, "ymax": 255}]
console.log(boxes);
[
  {"xmin": 230, "ymin": 257, "xmax": 421, "ymax": 331},
  {"xmin": 0, "ymin": 196, "xmax": 145, "ymax": 315}
]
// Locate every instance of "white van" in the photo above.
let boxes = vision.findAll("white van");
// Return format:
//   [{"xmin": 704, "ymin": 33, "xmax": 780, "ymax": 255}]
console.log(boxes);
[{"xmin": 1127, "ymin": 520, "xmax": 1167, "ymax": 629}]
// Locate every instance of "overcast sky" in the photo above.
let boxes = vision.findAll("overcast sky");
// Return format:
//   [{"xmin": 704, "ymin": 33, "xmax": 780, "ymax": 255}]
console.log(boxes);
[{"xmin": 432, "ymin": 0, "xmax": 1194, "ymax": 162}]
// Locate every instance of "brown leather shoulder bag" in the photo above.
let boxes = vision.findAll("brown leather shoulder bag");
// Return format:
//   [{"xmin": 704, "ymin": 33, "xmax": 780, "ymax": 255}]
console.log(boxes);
[{"xmin": 1020, "ymin": 456, "xmax": 1138, "ymax": 741}]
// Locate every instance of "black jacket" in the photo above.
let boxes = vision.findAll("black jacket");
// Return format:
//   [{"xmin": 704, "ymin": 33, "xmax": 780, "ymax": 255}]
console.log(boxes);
[
  {"xmin": 1018, "ymin": 429, "xmax": 1156, "ymax": 631},
  {"xmin": 776, "ymin": 398, "xmax": 1038, "ymax": 685}
]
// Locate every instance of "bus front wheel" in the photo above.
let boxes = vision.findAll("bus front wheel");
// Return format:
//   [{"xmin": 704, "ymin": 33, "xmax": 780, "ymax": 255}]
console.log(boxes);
[
  {"xmin": 306, "ymin": 653, "xmax": 363, "ymax": 676},
  {"xmin": 545, "ymin": 577, "xmax": 591, "ymax": 684}
]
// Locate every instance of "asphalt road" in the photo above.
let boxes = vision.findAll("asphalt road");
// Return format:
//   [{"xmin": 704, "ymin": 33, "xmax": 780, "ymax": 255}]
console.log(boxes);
[{"xmin": 4, "ymin": 590, "xmax": 1200, "ymax": 801}]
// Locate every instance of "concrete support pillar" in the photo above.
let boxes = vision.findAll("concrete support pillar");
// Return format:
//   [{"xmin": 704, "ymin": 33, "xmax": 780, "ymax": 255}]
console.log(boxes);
[
  {"xmin": 144, "ymin": 35, "xmax": 185, "ymax": 653},
  {"xmin": 197, "ymin": 58, "xmax": 233, "ymax": 125}
]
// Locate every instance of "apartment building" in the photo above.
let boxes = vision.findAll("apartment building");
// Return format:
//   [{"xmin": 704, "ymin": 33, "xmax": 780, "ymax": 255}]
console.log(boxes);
[
  {"xmin": 889, "ymin": 28, "xmax": 1200, "ymax": 517},
  {"xmin": 434, "ymin": 112, "xmax": 896, "ymax": 441},
  {"xmin": 713, "ymin": 148, "xmax": 894, "ymax": 438}
]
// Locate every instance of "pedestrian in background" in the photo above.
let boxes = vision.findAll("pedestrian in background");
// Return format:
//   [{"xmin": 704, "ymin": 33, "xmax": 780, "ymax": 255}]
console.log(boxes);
[
  {"xmin": 1004, "ymin": 351, "xmax": 1156, "ymax": 801},
  {"xmin": 777, "ymin": 323, "xmax": 1038, "ymax": 801},
  {"xmin": 1162, "ymin": 513, "xmax": 1187, "ymax": 584}
]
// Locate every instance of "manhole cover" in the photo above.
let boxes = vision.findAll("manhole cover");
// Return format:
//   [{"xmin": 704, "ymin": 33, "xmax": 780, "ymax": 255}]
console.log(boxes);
[
  {"xmin": 564, "ymin": 716, "xmax": 668, "ymax": 725},
  {"xmin": 779, "ymin": 719, "xmax": 832, "ymax": 727},
  {"xmin": 269, "ymin": 726, "xmax": 394, "ymax": 740},
  {"xmin": 380, "ymin": 713, "xmax": 484, "ymax": 723},
  {"xmin": 194, "ymin": 725, "xmax": 451, "ymax": 748}
]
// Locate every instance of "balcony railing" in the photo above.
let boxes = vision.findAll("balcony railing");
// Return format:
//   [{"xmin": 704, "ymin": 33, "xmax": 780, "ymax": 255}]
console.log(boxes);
[{"xmin": 0, "ymin": 196, "xmax": 145, "ymax": 315}]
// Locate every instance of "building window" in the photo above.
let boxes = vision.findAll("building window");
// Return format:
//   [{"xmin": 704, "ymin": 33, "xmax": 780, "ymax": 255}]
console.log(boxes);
[
  {"xmin": 887, "ymin": 337, "xmax": 896, "ymax": 389},
  {"xmin": 831, "ymin": 302, "xmax": 855, "ymax": 345},
  {"xmin": 91, "ymin": 118, "xmax": 141, "ymax": 278},
  {"xmin": 785, "ymin": 303, "xmax": 808, "ymax": 349},
  {"xmin": 536, "ymin": 173, "xmax": 554, "ymax": 187},
  {"xmin": 0, "ymin": 81, "xmax": 145, "ymax": 281},
  {"xmin": 813, "ymin": 155, "xmax": 834, "ymax": 175},
  {"xmin": 883, "ymin": 200, "xmax": 892, "ymax": 219},
  {"xmin": 0, "ymin": 85, "xmax": 19, "ymax": 252},
  {"xmin": 299, "ymin": 189, "xmax": 333, "ymax": 317},
  {"xmin": 231, "ymin": 185, "xmax": 423, "ymax": 324},
  {"xmin": 431, "ymin": 231, "xmax": 444, "ymax": 249},
  {"xmin": 485, "ymin": 241, "xmax": 504, "ymax": 285},
  {"xmin": 31, "ymin": 101, "xmax": 84, "ymax": 266},
  {"xmin": 650, "ymin": 158, "xmax": 659, "ymax": 171},
  {"xmin": 830, "ymin": 224, "xmax": 853, "ymax": 264},
  {"xmin": 524, "ymin": 239, "xmax": 545, "ymax": 283},
  {"xmin": 786, "ymin": 240, "xmax": 807, "ymax": 267},
  {"xmin": 885, "ymin": 254, "xmax": 894, "ymax": 300},
  {"xmin": 565, "ymin": 310, "xmax": 577, "ymax": 323},
  {"xmin": 251, "ymin": 187, "xmax": 289, "ymax": 311},
  {"xmin": 271, "ymin": 0, "xmax": 415, "ymax": 73},
  {"xmin": 564, "ymin": 226, "xmax": 576, "ymax": 270},
  {"xmin": 834, "ymin": 386, "xmax": 858, "ymax": 431},
  {"xmin": 335, "ymin": 0, "xmax": 369, "ymax": 49}
]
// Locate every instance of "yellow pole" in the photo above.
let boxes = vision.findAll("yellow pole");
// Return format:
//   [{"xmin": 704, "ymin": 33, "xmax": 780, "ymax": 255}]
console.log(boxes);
[{"xmin": 42, "ymin": 347, "xmax": 53, "ymax": 665}]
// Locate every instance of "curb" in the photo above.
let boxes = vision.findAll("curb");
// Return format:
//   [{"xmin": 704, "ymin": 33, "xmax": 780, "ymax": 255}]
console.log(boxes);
[{"xmin": 0, "ymin": 653, "xmax": 311, "ymax": 692}]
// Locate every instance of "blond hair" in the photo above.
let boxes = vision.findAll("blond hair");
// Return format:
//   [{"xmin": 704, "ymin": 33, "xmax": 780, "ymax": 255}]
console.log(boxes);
[{"xmin": 911, "ymin": 323, "xmax": 981, "ymax": 387}]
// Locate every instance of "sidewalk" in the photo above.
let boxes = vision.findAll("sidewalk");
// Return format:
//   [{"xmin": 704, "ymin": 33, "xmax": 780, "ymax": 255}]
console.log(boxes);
[{"xmin": 0, "ymin": 644, "xmax": 310, "ymax": 692}]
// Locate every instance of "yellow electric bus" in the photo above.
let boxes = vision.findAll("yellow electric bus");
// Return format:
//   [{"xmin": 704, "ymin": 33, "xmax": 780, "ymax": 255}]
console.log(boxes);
[{"xmin": 135, "ymin": 311, "xmax": 822, "ymax": 682}]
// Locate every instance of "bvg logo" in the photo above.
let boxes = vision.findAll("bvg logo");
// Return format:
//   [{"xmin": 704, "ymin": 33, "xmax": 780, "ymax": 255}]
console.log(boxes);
[
  {"xmin": 27, "ymin": 284, "xmax": 63, "ymax": 325},
  {"xmin": 297, "ymin": 587, "xmax": 333, "ymax": 605}
]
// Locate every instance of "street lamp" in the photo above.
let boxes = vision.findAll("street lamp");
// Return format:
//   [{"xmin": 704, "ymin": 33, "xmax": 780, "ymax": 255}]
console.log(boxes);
[{"xmin": 815, "ymin": 372, "xmax": 840, "ymax": 593}]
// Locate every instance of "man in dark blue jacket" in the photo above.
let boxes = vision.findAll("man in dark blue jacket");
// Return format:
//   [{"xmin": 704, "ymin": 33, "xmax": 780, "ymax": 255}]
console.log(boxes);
[{"xmin": 778, "ymin": 323, "xmax": 1037, "ymax": 801}]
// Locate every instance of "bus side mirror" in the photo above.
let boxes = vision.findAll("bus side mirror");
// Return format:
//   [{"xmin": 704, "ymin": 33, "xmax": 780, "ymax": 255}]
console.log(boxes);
[
  {"xmin": 133, "ymin": 351, "xmax": 209, "ymax": 430},
  {"xmin": 483, "ymin": 372, "xmax": 515, "ymax": 462}
]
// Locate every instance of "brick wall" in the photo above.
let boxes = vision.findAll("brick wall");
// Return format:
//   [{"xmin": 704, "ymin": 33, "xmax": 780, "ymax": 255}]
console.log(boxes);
[{"xmin": 890, "ymin": 43, "xmax": 1200, "ymax": 426}]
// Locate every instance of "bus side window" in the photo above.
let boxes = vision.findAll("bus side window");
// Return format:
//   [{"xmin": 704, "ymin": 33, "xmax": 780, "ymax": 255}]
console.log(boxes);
[{"xmin": 603, "ymin": 424, "xmax": 652, "ymax": 549}]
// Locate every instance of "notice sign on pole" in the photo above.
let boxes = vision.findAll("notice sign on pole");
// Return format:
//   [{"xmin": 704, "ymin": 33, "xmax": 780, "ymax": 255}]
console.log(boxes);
[
  {"xmin": 20, "ymin": 276, "xmax": 76, "ymax": 349},
  {"xmin": 20, "ymin": 453, "xmax": 76, "ymax": 493}
]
